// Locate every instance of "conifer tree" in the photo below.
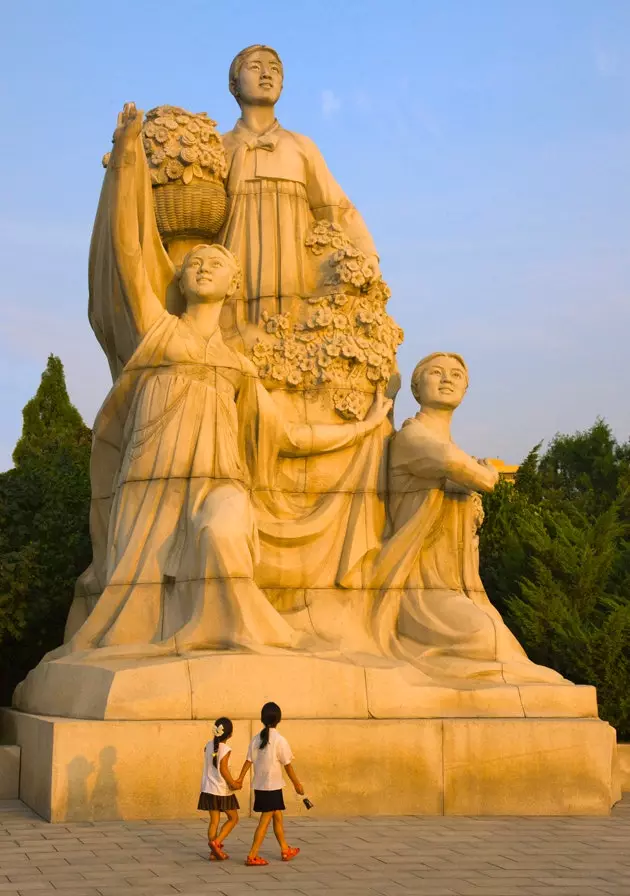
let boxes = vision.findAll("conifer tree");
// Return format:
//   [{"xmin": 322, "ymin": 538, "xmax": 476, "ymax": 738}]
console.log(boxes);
[{"xmin": 0, "ymin": 356, "xmax": 92, "ymax": 703}]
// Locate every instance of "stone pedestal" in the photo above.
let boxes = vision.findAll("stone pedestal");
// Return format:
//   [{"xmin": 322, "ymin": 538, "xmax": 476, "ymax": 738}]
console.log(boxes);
[{"xmin": 0, "ymin": 708, "xmax": 619, "ymax": 821}]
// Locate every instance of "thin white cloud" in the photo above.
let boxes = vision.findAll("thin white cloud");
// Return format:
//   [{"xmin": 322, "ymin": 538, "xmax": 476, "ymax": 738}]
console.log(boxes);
[
  {"xmin": 594, "ymin": 45, "xmax": 618, "ymax": 78},
  {"xmin": 321, "ymin": 89, "xmax": 342, "ymax": 119}
]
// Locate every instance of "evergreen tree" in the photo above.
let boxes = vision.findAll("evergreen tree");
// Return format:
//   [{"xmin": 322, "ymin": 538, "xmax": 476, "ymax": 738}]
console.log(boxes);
[
  {"xmin": 0, "ymin": 356, "xmax": 92, "ymax": 704},
  {"xmin": 480, "ymin": 422, "xmax": 630, "ymax": 739}
]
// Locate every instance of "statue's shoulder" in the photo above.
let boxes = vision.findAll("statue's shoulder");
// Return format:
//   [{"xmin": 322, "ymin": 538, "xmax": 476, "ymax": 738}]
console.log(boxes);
[{"xmin": 285, "ymin": 129, "xmax": 321, "ymax": 156}]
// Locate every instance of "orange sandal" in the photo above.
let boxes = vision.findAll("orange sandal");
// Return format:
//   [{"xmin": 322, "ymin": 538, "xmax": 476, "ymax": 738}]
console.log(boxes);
[
  {"xmin": 281, "ymin": 846, "xmax": 300, "ymax": 862},
  {"xmin": 245, "ymin": 855, "xmax": 269, "ymax": 866},
  {"xmin": 209, "ymin": 839, "xmax": 229, "ymax": 860}
]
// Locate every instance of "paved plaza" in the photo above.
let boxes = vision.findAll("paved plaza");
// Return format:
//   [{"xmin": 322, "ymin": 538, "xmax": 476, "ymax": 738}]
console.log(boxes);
[{"xmin": 0, "ymin": 797, "xmax": 628, "ymax": 896}]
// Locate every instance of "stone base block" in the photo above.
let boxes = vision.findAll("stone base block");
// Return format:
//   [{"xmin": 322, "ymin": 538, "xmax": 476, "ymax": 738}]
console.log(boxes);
[
  {"xmin": 0, "ymin": 709, "xmax": 619, "ymax": 821},
  {"xmin": 0, "ymin": 744, "xmax": 20, "ymax": 799},
  {"xmin": 13, "ymin": 651, "xmax": 600, "ymax": 721},
  {"xmin": 619, "ymin": 744, "xmax": 630, "ymax": 791}
]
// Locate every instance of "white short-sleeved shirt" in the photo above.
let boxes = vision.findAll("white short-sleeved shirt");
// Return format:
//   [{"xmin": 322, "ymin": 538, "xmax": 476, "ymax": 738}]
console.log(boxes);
[
  {"xmin": 247, "ymin": 729, "xmax": 294, "ymax": 791},
  {"xmin": 200, "ymin": 741, "xmax": 232, "ymax": 797}
]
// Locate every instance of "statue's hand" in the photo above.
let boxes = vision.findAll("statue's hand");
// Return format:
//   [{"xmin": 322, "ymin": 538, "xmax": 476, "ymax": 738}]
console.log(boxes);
[
  {"xmin": 478, "ymin": 458, "xmax": 500, "ymax": 486},
  {"xmin": 362, "ymin": 388, "xmax": 393, "ymax": 432},
  {"xmin": 366, "ymin": 254, "xmax": 381, "ymax": 281},
  {"xmin": 112, "ymin": 102, "xmax": 144, "ymax": 149}
]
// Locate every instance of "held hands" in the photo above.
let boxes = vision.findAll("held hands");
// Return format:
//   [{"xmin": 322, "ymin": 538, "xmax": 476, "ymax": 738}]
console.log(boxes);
[
  {"xmin": 112, "ymin": 102, "xmax": 144, "ymax": 151},
  {"xmin": 362, "ymin": 388, "xmax": 393, "ymax": 433}
]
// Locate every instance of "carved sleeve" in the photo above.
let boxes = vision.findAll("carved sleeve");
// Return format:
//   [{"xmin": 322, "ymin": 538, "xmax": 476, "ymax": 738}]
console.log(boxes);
[
  {"xmin": 402, "ymin": 429, "xmax": 496, "ymax": 493},
  {"xmin": 299, "ymin": 135, "xmax": 378, "ymax": 260},
  {"xmin": 109, "ymin": 148, "xmax": 165, "ymax": 337}
]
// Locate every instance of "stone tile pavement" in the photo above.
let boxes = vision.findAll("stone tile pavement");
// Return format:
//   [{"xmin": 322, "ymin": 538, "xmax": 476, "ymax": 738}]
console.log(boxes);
[{"xmin": 0, "ymin": 797, "xmax": 629, "ymax": 896}]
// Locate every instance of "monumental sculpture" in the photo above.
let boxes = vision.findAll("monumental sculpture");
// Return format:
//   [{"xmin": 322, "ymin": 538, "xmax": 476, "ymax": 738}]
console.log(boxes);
[{"xmin": 6, "ymin": 44, "xmax": 619, "ymax": 821}]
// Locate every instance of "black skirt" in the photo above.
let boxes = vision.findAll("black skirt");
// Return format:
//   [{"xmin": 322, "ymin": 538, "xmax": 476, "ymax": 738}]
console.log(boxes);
[
  {"xmin": 253, "ymin": 789, "xmax": 285, "ymax": 813},
  {"xmin": 197, "ymin": 792, "xmax": 240, "ymax": 811}
]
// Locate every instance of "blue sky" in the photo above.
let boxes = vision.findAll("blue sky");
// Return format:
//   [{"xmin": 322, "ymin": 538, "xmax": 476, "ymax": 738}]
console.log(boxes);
[{"xmin": 1, "ymin": 0, "xmax": 629, "ymax": 469}]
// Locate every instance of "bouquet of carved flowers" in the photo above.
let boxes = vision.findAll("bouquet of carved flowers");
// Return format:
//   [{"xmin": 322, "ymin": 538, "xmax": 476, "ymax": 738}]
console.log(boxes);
[
  {"xmin": 141, "ymin": 106, "xmax": 227, "ymax": 185},
  {"xmin": 250, "ymin": 222, "xmax": 404, "ymax": 421}
]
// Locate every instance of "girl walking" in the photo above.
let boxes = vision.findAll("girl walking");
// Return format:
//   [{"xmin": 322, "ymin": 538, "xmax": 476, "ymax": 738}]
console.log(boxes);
[
  {"xmin": 198, "ymin": 717, "xmax": 242, "ymax": 861},
  {"xmin": 237, "ymin": 701, "xmax": 304, "ymax": 866}
]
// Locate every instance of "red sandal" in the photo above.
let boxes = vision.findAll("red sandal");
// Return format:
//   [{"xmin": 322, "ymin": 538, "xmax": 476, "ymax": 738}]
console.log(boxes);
[
  {"xmin": 245, "ymin": 855, "xmax": 269, "ymax": 866},
  {"xmin": 281, "ymin": 846, "xmax": 300, "ymax": 862},
  {"xmin": 209, "ymin": 839, "xmax": 229, "ymax": 860}
]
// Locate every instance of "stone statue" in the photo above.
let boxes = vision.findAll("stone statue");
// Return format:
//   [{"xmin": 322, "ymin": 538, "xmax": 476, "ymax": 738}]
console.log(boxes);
[
  {"xmin": 371, "ymin": 352, "xmax": 564, "ymax": 684},
  {"xmin": 9, "ymin": 52, "xmax": 619, "ymax": 826},
  {"xmin": 58, "ymin": 104, "xmax": 391, "ymax": 656},
  {"xmin": 220, "ymin": 44, "xmax": 379, "ymax": 338}
]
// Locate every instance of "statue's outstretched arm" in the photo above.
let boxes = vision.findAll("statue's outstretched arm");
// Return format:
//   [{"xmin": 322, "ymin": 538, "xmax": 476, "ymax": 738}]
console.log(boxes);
[
  {"xmin": 402, "ymin": 429, "xmax": 498, "ymax": 493},
  {"xmin": 108, "ymin": 104, "xmax": 164, "ymax": 338},
  {"xmin": 279, "ymin": 391, "xmax": 392, "ymax": 457}
]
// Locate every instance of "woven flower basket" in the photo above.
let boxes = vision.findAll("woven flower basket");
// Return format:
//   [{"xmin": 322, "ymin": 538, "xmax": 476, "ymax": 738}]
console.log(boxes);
[{"xmin": 153, "ymin": 181, "xmax": 227, "ymax": 242}]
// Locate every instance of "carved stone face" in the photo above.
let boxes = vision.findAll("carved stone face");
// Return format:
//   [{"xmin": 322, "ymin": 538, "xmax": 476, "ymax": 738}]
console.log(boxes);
[
  {"xmin": 179, "ymin": 246, "xmax": 236, "ymax": 306},
  {"xmin": 236, "ymin": 49, "xmax": 283, "ymax": 107},
  {"xmin": 414, "ymin": 355, "xmax": 468, "ymax": 409}
]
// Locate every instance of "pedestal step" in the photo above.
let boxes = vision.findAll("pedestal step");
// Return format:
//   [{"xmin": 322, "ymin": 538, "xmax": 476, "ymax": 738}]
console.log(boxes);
[
  {"xmin": 0, "ymin": 745, "xmax": 20, "ymax": 799},
  {"xmin": 0, "ymin": 709, "xmax": 620, "ymax": 821}
]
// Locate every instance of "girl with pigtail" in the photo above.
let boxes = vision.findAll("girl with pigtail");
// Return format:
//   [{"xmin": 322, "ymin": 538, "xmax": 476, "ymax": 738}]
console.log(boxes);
[
  {"xmin": 237, "ymin": 702, "xmax": 304, "ymax": 866},
  {"xmin": 198, "ymin": 717, "xmax": 242, "ymax": 860}
]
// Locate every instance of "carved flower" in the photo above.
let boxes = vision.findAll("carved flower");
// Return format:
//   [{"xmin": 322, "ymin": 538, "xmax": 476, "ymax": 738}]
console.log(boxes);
[
  {"xmin": 340, "ymin": 339, "xmax": 358, "ymax": 359},
  {"xmin": 151, "ymin": 168, "xmax": 169, "ymax": 185},
  {"xmin": 317, "ymin": 351, "xmax": 333, "ymax": 368},
  {"xmin": 181, "ymin": 130, "xmax": 197, "ymax": 147},
  {"xmin": 180, "ymin": 145, "xmax": 199, "ymax": 164},
  {"xmin": 149, "ymin": 148, "xmax": 165, "ymax": 166},
  {"xmin": 332, "ymin": 293, "xmax": 348, "ymax": 306},
  {"xmin": 253, "ymin": 341, "xmax": 271, "ymax": 359},
  {"xmin": 186, "ymin": 120, "xmax": 201, "ymax": 134},
  {"xmin": 284, "ymin": 342, "xmax": 299, "ymax": 361},
  {"xmin": 324, "ymin": 341, "xmax": 341, "ymax": 358},
  {"xmin": 163, "ymin": 117, "xmax": 179, "ymax": 130},
  {"xmin": 313, "ymin": 307, "xmax": 333, "ymax": 327},
  {"xmin": 199, "ymin": 127, "xmax": 213, "ymax": 144},
  {"xmin": 367, "ymin": 365, "xmax": 383, "ymax": 382},
  {"xmin": 333, "ymin": 313, "xmax": 348, "ymax": 330},
  {"xmin": 271, "ymin": 364, "xmax": 285, "ymax": 381},
  {"xmin": 367, "ymin": 352, "xmax": 382, "ymax": 367},
  {"xmin": 154, "ymin": 127, "xmax": 169, "ymax": 144},
  {"xmin": 357, "ymin": 308, "xmax": 375, "ymax": 324},
  {"xmin": 287, "ymin": 369, "xmax": 303, "ymax": 386},
  {"xmin": 299, "ymin": 356, "xmax": 316, "ymax": 373},
  {"xmin": 176, "ymin": 115, "xmax": 190, "ymax": 125},
  {"xmin": 265, "ymin": 319, "xmax": 279, "ymax": 334},
  {"xmin": 164, "ymin": 139, "xmax": 181, "ymax": 158},
  {"xmin": 165, "ymin": 159, "xmax": 184, "ymax": 180},
  {"xmin": 143, "ymin": 123, "xmax": 157, "ymax": 138}
]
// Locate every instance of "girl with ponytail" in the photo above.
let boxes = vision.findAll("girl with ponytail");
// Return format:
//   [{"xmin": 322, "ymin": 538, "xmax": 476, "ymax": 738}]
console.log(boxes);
[
  {"xmin": 198, "ymin": 717, "xmax": 242, "ymax": 861},
  {"xmin": 237, "ymin": 702, "xmax": 305, "ymax": 866}
]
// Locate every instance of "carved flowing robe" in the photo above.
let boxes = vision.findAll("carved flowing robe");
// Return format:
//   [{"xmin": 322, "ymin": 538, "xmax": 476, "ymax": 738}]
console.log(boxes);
[
  {"xmin": 63, "ymin": 137, "xmax": 382, "ymax": 654},
  {"xmin": 372, "ymin": 416, "xmax": 564, "ymax": 684},
  {"xmin": 220, "ymin": 118, "xmax": 377, "ymax": 331}
]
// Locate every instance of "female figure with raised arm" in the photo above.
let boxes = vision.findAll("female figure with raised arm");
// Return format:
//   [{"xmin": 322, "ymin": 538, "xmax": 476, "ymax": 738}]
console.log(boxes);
[
  {"xmin": 59, "ymin": 104, "xmax": 391, "ymax": 656},
  {"xmin": 372, "ymin": 353, "xmax": 565, "ymax": 684}
]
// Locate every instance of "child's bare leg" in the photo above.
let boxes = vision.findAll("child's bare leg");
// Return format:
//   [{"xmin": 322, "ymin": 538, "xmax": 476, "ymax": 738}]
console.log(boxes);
[
  {"xmin": 217, "ymin": 809, "xmax": 239, "ymax": 843},
  {"xmin": 248, "ymin": 811, "xmax": 273, "ymax": 858},
  {"xmin": 272, "ymin": 810, "xmax": 289, "ymax": 851},
  {"xmin": 207, "ymin": 810, "xmax": 220, "ymax": 844}
]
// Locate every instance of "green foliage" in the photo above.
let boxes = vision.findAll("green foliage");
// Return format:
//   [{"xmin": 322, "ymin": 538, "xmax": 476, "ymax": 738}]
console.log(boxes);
[
  {"xmin": 480, "ymin": 421, "xmax": 630, "ymax": 740},
  {"xmin": 0, "ymin": 356, "xmax": 92, "ymax": 704}
]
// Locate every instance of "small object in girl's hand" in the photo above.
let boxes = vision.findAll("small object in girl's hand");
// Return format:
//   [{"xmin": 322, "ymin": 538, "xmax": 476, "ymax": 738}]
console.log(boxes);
[{"xmin": 302, "ymin": 798, "xmax": 314, "ymax": 810}]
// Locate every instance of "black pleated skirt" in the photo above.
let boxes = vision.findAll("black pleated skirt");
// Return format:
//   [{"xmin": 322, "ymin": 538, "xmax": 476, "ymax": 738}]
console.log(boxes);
[
  {"xmin": 253, "ymin": 789, "xmax": 285, "ymax": 812},
  {"xmin": 197, "ymin": 792, "xmax": 240, "ymax": 811}
]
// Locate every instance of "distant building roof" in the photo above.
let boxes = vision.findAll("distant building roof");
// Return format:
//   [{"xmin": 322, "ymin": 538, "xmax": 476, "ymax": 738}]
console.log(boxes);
[{"xmin": 487, "ymin": 458, "xmax": 519, "ymax": 482}]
